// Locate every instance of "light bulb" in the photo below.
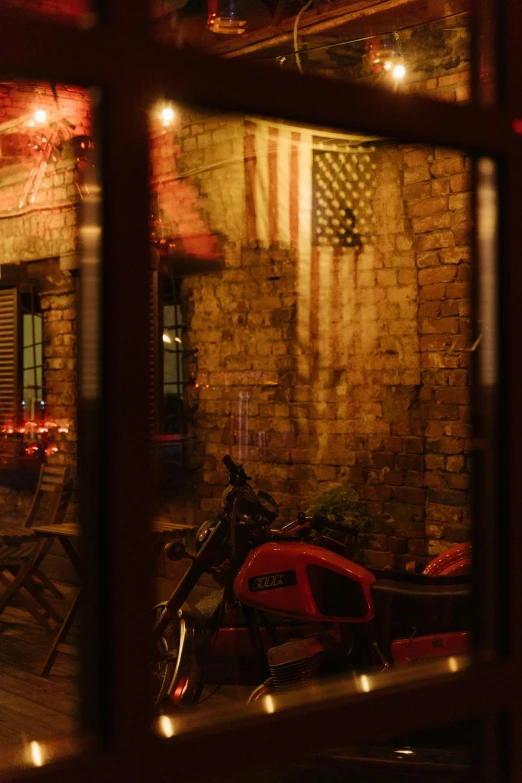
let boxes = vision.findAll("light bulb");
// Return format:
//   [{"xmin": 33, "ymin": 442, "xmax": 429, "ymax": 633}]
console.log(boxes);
[
  {"xmin": 34, "ymin": 110, "xmax": 47, "ymax": 124},
  {"xmin": 393, "ymin": 64, "xmax": 406, "ymax": 79},
  {"xmin": 161, "ymin": 106, "xmax": 175, "ymax": 125},
  {"xmin": 162, "ymin": 333, "xmax": 172, "ymax": 343},
  {"xmin": 30, "ymin": 741, "xmax": 44, "ymax": 767},
  {"xmin": 158, "ymin": 715, "xmax": 175, "ymax": 738},
  {"xmin": 384, "ymin": 60, "xmax": 393, "ymax": 71}
]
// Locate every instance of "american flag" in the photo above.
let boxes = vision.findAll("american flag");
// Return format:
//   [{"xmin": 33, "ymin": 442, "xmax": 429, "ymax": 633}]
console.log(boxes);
[{"xmin": 243, "ymin": 119, "xmax": 377, "ymax": 379}]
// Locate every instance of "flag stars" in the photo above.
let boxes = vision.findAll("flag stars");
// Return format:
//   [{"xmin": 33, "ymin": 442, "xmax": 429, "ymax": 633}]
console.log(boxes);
[{"xmin": 312, "ymin": 148, "xmax": 376, "ymax": 248}]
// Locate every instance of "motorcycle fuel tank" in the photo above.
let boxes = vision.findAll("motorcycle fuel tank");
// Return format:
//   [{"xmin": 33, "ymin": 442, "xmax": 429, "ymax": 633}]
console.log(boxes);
[{"xmin": 234, "ymin": 541, "xmax": 375, "ymax": 622}]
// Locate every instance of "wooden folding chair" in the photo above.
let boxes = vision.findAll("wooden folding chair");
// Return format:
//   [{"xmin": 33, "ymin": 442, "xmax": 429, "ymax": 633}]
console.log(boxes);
[{"xmin": 0, "ymin": 464, "xmax": 73, "ymax": 631}]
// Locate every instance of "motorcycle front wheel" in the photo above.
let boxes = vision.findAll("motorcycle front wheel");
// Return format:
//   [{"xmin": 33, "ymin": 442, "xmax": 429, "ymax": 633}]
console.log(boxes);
[{"xmin": 151, "ymin": 603, "xmax": 205, "ymax": 709}]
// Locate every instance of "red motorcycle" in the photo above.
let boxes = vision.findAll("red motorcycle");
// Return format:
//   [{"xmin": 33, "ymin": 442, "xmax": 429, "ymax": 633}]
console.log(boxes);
[{"xmin": 151, "ymin": 456, "xmax": 471, "ymax": 707}]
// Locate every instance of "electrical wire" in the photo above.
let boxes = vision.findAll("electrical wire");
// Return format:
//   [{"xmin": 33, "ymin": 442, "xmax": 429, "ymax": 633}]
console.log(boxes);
[
  {"xmin": 293, "ymin": 0, "xmax": 314, "ymax": 73},
  {"xmin": 265, "ymin": 9, "xmax": 469, "ymax": 63}
]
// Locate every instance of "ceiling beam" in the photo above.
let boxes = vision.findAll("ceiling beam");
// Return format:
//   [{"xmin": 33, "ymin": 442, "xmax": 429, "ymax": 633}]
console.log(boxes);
[{"xmin": 214, "ymin": 0, "xmax": 469, "ymax": 59}]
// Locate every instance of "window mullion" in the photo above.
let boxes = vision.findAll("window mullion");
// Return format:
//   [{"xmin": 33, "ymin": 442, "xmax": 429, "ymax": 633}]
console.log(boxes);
[
  {"xmin": 0, "ymin": 15, "xmax": 514, "ymax": 155},
  {"xmin": 504, "ymin": 0, "xmax": 522, "ymax": 116},
  {"xmin": 103, "ymin": 0, "xmax": 151, "ymax": 38},
  {"xmin": 147, "ymin": 662, "xmax": 515, "ymax": 781},
  {"xmin": 98, "ymin": 78, "xmax": 153, "ymax": 752}
]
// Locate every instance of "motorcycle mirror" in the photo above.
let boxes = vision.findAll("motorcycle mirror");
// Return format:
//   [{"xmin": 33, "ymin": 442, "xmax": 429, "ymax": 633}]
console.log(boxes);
[{"xmin": 165, "ymin": 540, "xmax": 192, "ymax": 561}]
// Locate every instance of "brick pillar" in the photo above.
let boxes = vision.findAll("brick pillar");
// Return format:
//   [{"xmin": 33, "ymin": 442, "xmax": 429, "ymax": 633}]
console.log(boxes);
[
  {"xmin": 40, "ymin": 289, "xmax": 77, "ymax": 470},
  {"xmin": 404, "ymin": 146, "xmax": 472, "ymax": 555}
]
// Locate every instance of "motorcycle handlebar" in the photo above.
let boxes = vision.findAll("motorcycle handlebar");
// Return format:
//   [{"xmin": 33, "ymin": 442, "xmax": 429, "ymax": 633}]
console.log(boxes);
[
  {"xmin": 222, "ymin": 454, "xmax": 239, "ymax": 474},
  {"xmin": 222, "ymin": 454, "xmax": 251, "ymax": 485}
]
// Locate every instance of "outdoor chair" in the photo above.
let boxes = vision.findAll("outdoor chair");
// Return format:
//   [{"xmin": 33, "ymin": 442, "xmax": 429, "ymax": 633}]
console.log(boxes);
[{"xmin": 0, "ymin": 464, "xmax": 73, "ymax": 631}]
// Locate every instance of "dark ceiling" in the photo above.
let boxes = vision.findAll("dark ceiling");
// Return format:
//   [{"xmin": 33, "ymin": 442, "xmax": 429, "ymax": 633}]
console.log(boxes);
[{"xmin": 154, "ymin": 0, "xmax": 470, "ymax": 64}]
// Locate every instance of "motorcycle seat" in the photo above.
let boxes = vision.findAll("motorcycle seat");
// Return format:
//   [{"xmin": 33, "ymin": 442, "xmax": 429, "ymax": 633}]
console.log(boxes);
[{"xmin": 370, "ymin": 571, "xmax": 470, "ymax": 644}]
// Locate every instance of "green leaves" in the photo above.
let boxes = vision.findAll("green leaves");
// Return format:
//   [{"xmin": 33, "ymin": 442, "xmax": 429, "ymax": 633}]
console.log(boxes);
[{"xmin": 306, "ymin": 484, "xmax": 379, "ymax": 550}]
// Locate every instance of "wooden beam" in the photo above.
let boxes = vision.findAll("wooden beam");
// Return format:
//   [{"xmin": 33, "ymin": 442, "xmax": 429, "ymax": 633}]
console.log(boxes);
[{"xmin": 214, "ymin": 0, "xmax": 469, "ymax": 59}]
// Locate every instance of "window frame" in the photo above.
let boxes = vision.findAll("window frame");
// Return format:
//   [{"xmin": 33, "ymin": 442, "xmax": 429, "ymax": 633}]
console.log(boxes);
[{"xmin": 1, "ymin": 0, "xmax": 522, "ymax": 780}]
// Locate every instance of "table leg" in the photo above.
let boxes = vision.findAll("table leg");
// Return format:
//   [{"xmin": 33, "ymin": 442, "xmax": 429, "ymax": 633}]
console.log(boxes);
[{"xmin": 41, "ymin": 589, "xmax": 81, "ymax": 677}]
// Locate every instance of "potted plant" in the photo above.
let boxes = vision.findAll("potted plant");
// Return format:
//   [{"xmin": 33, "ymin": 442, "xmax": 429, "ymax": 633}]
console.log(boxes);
[{"xmin": 306, "ymin": 484, "xmax": 380, "ymax": 561}]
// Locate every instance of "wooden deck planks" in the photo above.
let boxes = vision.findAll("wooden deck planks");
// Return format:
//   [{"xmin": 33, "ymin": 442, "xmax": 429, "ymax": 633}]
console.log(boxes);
[{"xmin": 0, "ymin": 583, "xmax": 80, "ymax": 751}]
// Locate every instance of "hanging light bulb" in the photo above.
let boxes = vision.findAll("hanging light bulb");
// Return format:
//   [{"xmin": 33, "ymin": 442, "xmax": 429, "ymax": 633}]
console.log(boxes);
[
  {"xmin": 34, "ymin": 110, "xmax": 47, "ymax": 124},
  {"xmin": 393, "ymin": 63, "xmax": 406, "ymax": 79},
  {"xmin": 162, "ymin": 333, "xmax": 172, "ymax": 343}
]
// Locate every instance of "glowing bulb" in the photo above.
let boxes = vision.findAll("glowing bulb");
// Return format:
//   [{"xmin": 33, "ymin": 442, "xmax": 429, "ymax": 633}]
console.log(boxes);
[
  {"xmin": 161, "ymin": 106, "xmax": 175, "ymax": 125},
  {"xmin": 448, "ymin": 656, "xmax": 458, "ymax": 672},
  {"xmin": 383, "ymin": 60, "xmax": 393, "ymax": 71},
  {"xmin": 30, "ymin": 741, "xmax": 43, "ymax": 767},
  {"xmin": 158, "ymin": 715, "xmax": 175, "ymax": 738},
  {"xmin": 174, "ymin": 336, "xmax": 182, "ymax": 344},
  {"xmin": 393, "ymin": 64, "xmax": 406, "ymax": 79},
  {"xmin": 34, "ymin": 110, "xmax": 47, "ymax": 124},
  {"xmin": 263, "ymin": 695, "xmax": 276, "ymax": 714},
  {"xmin": 162, "ymin": 333, "xmax": 172, "ymax": 343},
  {"xmin": 359, "ymin": 674, "xmax": 371, "ymax": 692}
]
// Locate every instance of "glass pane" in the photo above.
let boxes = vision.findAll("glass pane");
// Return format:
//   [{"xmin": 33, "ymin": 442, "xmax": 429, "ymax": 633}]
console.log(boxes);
[
  {"xmin": 154, "ymin": 0, "xmax": 473, "ymax": 104},
  {"xmin": 148, "ymin": 101, "xmax": 498, "ymax": 753},
  {"xmin": 0, "ymin": 79, "xmax": 97, "ymax": 773}
]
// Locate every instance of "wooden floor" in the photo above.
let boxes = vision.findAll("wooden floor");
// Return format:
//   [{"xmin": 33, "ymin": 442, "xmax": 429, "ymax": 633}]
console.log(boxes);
[
  {"xmin": 0, "ymin": 580, "xmax": 249, "ymax": 761},
  {"xmin": 0, "ymin": 584, "xmax": 79, "ymax": 752}
]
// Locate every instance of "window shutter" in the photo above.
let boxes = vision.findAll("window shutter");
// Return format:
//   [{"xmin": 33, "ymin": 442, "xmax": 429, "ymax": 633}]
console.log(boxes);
[{"xmin": 0, "ymin": 288, "xmax": 19, "ymax": 428}]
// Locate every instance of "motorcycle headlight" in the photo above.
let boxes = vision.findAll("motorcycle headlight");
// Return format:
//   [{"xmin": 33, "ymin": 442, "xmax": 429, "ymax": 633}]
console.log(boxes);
[{"xmin": 196, "ymin": 518, "xmax": 217, "ymax": 552}]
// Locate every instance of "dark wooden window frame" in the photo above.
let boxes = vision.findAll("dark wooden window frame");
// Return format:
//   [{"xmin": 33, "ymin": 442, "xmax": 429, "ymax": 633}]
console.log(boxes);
[{"xmin": 1, "ymin": 0, "xmax": 522, "ymax": 780}]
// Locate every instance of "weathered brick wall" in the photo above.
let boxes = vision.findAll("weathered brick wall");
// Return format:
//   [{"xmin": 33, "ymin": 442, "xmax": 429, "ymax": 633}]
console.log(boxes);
[
  {"xmin": 0, "ymin": 154, "xmax": 80, "ymax": 465},
  {"xmin": 0, "ymin": 84, "xmax": 91, "ymax": 475},
  {"xmin": 40, "ymin": 291, "xmax": 77, "ymax": 464},
  {"xmin": 408, "ymin": 147, "xmax": 472, "ymax": 559},
  {"xmin": 407, "ymin": 71, "xmax": 470, "ymax": 104},
  {"xmin": 151, "ymin": 112, "xmax": 472, "ymax": 569}
]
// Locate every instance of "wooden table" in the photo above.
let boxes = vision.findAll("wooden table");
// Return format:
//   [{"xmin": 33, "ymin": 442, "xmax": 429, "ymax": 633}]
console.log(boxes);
[
  {"xmin": 32, "ymin": 520, "xmax": 200, "ymax": 676},
  {"xmin": 32, "ymin": 523, "xmax": 81, "ymax": 677}
]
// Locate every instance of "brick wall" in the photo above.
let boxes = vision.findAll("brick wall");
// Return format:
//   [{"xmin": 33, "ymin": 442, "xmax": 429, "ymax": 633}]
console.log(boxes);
[
  {"xmin": 151, "ymin": 111, "xmax": 473, "ymax": 570},
  {"xmin": 406, "ymin": 70, "xmax": 470, "ymax": 104},
  {"xmin": 0, "ymin": 83, "xmax": 91, "ymax": 475}
]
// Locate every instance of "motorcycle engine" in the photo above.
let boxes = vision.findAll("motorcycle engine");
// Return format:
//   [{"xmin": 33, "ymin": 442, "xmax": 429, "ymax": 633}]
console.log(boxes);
[{"xmin": 267, "ymin": 636, "xmax": 331, "ymax": 690}]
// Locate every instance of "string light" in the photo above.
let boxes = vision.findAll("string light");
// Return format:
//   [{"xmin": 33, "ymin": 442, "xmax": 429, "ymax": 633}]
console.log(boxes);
[
  {"xmin": 29, "ymin": 741, "xmax": 43, "ymax": 767},
  {"xmin": 160, "ymin": 106, "xmax": 175, "ymax": 126},
  {"xmin": 163, "ymin": 333, "xmax": 172, "ymax": 343},
  {"xmin": 158, "ymin": 715, "xmax": 175, "ymax": 738}
]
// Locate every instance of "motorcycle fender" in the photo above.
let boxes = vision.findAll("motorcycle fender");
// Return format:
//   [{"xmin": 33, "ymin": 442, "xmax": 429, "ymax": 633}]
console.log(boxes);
[
  {"xmin": 391, "ymin": 631, "xmax": 469, "ymax": 666},
  {"xmin": 153, "ymin": 601, "xmax": 210, "ymax": 705},
  {"xmin": 422, "ymin": 542, "xmax": 471, "ymax": 576}
]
